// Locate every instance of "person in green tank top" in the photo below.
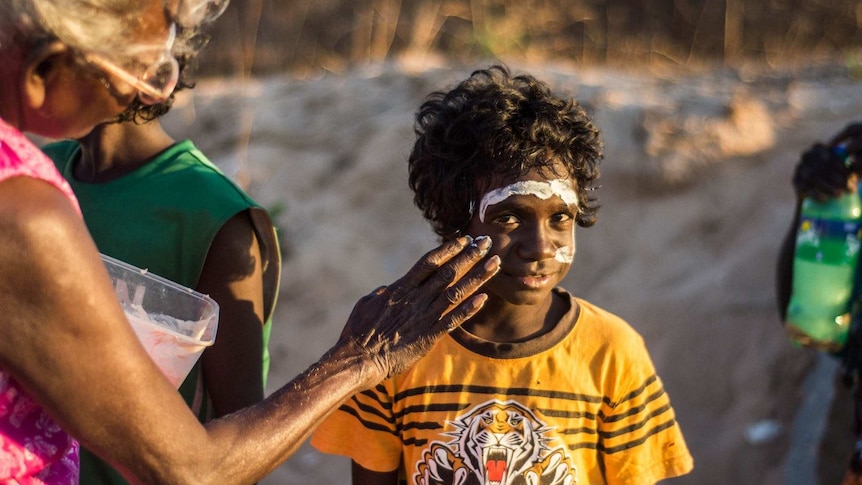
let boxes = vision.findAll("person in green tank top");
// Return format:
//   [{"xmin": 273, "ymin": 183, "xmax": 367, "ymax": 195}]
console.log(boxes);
[{"xmin": 42, "ymin": 41, "xmax": 281, "ymax": 485}]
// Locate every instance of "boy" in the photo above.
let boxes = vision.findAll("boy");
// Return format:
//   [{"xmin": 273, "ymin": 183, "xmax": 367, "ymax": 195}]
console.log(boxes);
[{"xmin": 311, "ymin": 65, "xmax": 693, "ymax": 485}]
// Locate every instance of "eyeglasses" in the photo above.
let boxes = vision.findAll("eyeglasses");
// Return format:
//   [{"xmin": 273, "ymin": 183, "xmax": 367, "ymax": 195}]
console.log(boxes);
[
  {"xmin": 175, "ymin": 0, "xmax": 230, "ymax": 27},
  {"xmin": 82, "ymin": 24, "xmax": 179, "ymax": 105},
  {"xmin": 79, "ymin": 0, "xmax": 229, "ymax": 105}
]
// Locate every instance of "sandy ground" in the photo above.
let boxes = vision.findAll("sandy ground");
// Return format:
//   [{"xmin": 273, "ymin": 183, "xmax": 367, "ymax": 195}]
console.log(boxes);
[{"xmin": 158, "ymin": 62, "xmax": 862, "ymax": 484}]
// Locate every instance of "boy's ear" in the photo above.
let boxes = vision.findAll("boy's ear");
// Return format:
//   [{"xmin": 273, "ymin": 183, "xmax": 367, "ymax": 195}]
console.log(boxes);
[{"xmin": 21, "ymin": 40, "xmax": 72, "ymax": 111}]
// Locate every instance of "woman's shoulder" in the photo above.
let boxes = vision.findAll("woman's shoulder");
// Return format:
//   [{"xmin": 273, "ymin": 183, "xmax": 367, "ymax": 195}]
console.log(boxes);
[{"xmin": 0, "ymin": 123, "xmax": 79, "ymax": 213}]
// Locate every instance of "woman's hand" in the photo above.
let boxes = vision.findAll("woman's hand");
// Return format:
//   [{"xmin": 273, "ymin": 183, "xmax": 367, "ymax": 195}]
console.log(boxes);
[{"xmin": 335, "ymin": 235, "xmax": 499, "ymax": 382}]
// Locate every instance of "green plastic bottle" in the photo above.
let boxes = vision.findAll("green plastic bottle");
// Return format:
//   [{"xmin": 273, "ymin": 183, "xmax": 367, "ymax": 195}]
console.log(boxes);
[{"xmin": 785, "ymin": 147, "xmax": 862, "ymax": 352}]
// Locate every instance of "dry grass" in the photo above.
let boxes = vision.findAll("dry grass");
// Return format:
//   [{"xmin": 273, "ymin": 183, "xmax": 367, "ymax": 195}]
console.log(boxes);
[{"xmin": 195, "ymin": 0, "xmax": 862, "ymax": 77}]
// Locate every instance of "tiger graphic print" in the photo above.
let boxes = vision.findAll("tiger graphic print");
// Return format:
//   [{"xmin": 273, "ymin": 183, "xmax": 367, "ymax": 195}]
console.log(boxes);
[{"xmin": 413, "ymin": 400, "xmax": 576, "ymax": 485}]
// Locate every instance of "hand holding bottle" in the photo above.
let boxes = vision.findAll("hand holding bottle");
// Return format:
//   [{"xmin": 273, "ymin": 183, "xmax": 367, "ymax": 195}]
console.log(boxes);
[
  {"xmin": 830, "ymin": 122, "xmax": 862, "ymax": 157},
  {"xmin": 792, "ymin": 121, "xmax": 862, "ymax": 202},
  {"xmin": 793, "ymin": 142, "xmax": 854, "ymax": 202},
  {"xmin": 785, "ymin": 129, "xmax": 862, "ymax": 351}
]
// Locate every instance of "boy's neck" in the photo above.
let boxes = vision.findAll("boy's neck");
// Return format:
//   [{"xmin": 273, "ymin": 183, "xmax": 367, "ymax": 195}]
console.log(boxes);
[
  {"xmin": 461, "ymin": 290, "xmax": 567, "ymax": 343},
  {"xmin": 73, "ymin": 120, "xmax": 176, "ymax": 183}
]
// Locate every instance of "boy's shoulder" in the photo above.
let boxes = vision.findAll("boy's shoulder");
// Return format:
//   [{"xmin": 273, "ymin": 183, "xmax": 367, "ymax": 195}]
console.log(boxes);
[
  {"xmin": 565, "ymin": 291, "xmax": 647, "ymax": 351},
  {"xmin": 572, "ymin": 296, "xmax": 631, "ymax": 327}
]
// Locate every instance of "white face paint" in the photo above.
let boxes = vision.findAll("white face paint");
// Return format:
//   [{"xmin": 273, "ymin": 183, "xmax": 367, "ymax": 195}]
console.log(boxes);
[
  {"xmin": 555, "ymin": 241, "xmax": 575, "ymax": 264},
  {"xmin": 479, "ymin": 179, "xmax": 579, "ymax": 264},
  {"xmin": 478, "ymin": 179, "xmax": 579, "ymax": 222}
]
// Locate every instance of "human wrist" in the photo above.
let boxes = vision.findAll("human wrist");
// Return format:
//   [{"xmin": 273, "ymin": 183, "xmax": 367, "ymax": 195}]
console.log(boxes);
[{"xmin": 316, "ymin": 341, "xmax": 385, "ymax": 391}]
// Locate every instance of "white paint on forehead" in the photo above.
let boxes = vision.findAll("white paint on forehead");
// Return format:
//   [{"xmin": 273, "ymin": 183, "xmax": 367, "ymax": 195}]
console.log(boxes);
[{"xmin": 478, "ymin": 179, "xmax": 579, "ymax": 223}]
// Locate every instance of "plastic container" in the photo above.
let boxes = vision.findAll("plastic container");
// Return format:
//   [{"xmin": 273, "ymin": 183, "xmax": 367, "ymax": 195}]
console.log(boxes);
[
  {"xmin": 785, "ymin": 147, "xmax": 862, "ymax": 352},
  {"xmin": 101, "ymin": 254, "xmax": 219, "ymax": 388}
]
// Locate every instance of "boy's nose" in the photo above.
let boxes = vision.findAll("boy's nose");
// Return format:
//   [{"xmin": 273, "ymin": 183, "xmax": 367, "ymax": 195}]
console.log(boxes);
[{"xmin": 517, "ymin": 224, "xmax": 558, "ymax": 261}]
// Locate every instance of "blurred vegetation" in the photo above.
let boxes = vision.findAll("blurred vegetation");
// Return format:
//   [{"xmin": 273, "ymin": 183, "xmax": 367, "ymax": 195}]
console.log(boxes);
[{"xmin": 197, "ymin": 0, "xmax": 862, "ymax": 76}]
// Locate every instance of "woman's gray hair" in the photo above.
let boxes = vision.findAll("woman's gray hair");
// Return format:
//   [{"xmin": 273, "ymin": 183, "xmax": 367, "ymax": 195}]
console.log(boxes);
[
  {"xmin": 0, "ymin": 0, "xmax": 203, "ymax": 62},
  {"xmin": 1, "ymin": 1, "xmax": 136, "ymax": 52}
]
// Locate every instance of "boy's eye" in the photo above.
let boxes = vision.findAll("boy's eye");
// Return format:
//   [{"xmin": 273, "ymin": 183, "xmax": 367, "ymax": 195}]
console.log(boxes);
[
  {"xmin": 493, "ymin": 214, "xmax": 519, "ymax": 226},
  {"xmin": 552, "ymin": 212, "xmax": 574, "ymax": 224}
]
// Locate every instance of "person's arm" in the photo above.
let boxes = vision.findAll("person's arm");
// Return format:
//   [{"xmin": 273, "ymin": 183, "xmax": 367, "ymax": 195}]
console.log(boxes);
[
  {"xmin": 352, "ymin": 460, "xmax": 398, "ymax": 485},
  {"xmin": 0, "ymin": 176, "xmax": 499, "ymax": 485},
  {"xmin": 196, "ymin": 211, "xmax": 266, "ymax": 416}
]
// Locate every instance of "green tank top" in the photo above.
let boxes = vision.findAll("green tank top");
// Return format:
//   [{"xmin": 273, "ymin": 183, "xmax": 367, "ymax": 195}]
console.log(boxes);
[{"xmin": 43, "ymin": 139, "xmax": 281, "ymax": 485}]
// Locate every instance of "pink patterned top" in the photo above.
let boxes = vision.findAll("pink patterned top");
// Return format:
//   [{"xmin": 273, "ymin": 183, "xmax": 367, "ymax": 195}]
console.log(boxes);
[{"xmin": 0, "ymin": 117, "xmax": 80, "ymax": 484}]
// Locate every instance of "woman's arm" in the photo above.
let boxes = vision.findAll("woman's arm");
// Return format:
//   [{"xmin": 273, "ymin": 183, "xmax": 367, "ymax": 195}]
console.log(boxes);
[{"xmin": 0, "ymin": 176, "xmax": 499, "ymax": 485}]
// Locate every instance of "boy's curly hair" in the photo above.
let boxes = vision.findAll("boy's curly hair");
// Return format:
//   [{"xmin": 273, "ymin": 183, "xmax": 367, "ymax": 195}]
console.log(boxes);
[{"xmin": 408, "ymin": 65, "xmax": 604, "ymax": 238}]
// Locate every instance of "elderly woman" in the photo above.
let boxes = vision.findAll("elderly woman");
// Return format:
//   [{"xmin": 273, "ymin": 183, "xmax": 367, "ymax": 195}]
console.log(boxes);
[{"xmin": 0, "ymin": 1, "xmax": 499, "ymax": 483}]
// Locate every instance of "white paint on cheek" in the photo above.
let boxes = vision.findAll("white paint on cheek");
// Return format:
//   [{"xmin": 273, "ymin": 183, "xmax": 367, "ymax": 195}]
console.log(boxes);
[
  {"xmin": 478, "ymin": 179, "xmax": 579, "ymax": 223},
  {"xmin": 555, "ymin": 246, "xmax": 574, "ymax": 264},
  {"xmin": 555, "ymin": 225, "xmax": 577, "ymax": 263}
]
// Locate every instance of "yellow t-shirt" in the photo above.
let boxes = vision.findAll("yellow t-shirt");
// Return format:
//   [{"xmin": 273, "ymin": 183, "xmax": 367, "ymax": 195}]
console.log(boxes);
[{"xmin": 312, "ymin": 290, "xmax": 693, "ymax": 484}]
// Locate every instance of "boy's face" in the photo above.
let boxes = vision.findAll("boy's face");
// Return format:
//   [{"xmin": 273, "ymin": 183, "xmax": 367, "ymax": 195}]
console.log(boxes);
[{"xmin": 465, "ymin": 161, "xmax": 577, "ymax": 307}]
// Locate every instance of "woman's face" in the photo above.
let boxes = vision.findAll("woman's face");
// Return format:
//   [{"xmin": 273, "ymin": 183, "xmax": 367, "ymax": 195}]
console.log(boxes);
[
  {"xmin": 30, "ymin": 58, "xmax": 138, "ymax": 140},
  {"xmin": 23, "ymin": 0, "xmax": 175, "ymax": 139}
]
